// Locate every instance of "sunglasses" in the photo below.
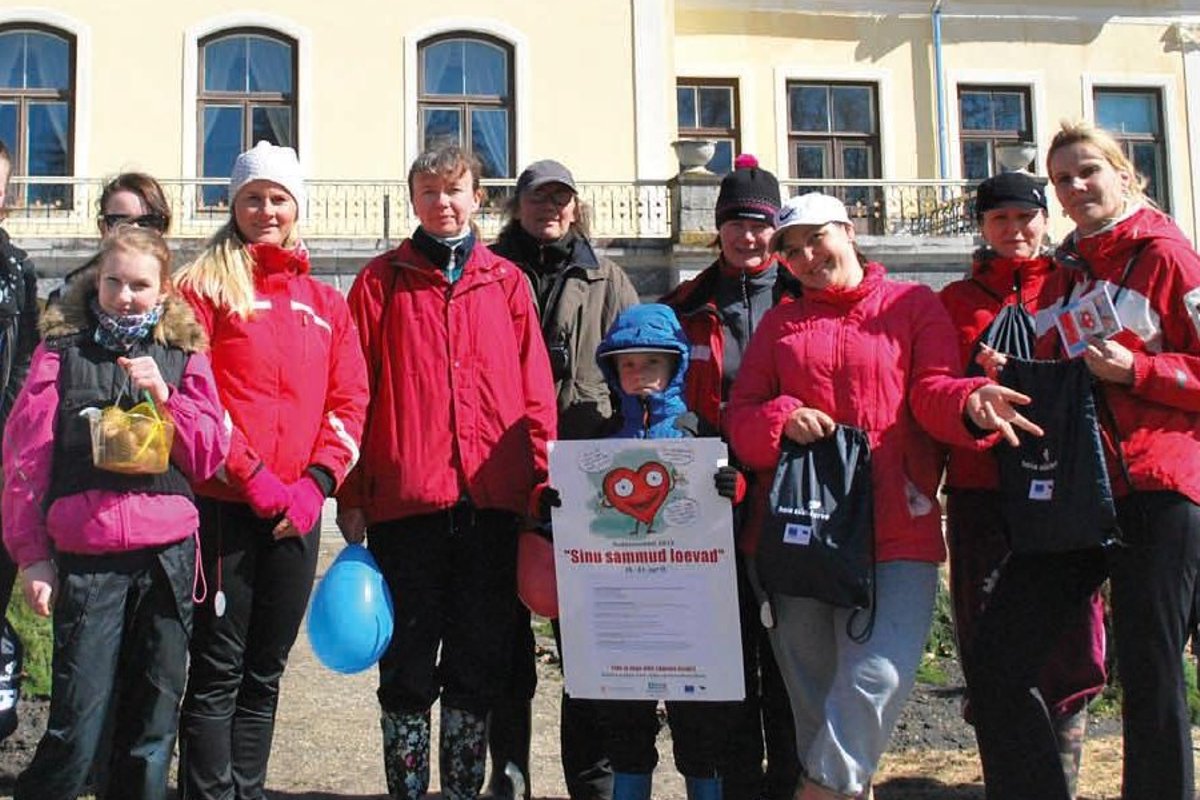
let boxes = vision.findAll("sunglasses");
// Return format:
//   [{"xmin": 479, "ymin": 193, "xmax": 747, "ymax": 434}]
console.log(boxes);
[
  {"xmin": 99, "ymin": 213, "xmax": 168, "ymax": 233},
  {"xmin": 525, "ymin": 187, "xmax": 575, "ymax": 208}
]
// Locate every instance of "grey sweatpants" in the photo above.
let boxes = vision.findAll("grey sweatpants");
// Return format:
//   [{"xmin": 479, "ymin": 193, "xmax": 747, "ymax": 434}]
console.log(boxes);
[{"xmin": 768, "ymin": 560, "xmax": 937, "ymax": 796}]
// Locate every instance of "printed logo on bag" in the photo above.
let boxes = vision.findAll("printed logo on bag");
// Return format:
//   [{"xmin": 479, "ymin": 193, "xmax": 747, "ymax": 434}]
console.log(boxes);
[
  {"xmin": 783, "ymin": 522, "xmax": 813, "ymax": 545},
  {"xmin": 691, "ymin": 344, "xmax": 712, "ymax": 362},
  {"xmin": 1029, "ymin": 479, "xmax": 1054, "ymax": 501}
]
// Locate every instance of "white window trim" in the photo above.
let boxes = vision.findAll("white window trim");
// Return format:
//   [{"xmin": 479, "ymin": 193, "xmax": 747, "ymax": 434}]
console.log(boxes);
[
  {"xmin": 946, "ymin": 69, "xmax": 1047, "ymax": 181},
  {"xmin": 0, "ymin": 7, "xmax": 91, "ymax": 180},
  {"xmin": 675, "ymin": 68, "xmax": 756, "ymax": 165},
  {"xmin": 1081, "ymin": 72, "xmax": 1183, "ymax": 220},
  {"xmin": 632, "ymin": 0, "xmax": 672, "ymax": 180},
  {"xmin": 773, "ymin": 65, "xmax": 894, "ymax": 180},
  {"xmin": 182, "ymin": 12, "xmax": 314, "ymax": 179},
  {"xmin": 404, "ymin": 18, "xmax": 529, "ymax": 178}
]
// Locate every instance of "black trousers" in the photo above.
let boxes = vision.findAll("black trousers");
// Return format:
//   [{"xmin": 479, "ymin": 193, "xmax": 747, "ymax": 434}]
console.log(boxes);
[
  {"xmin": 597, "ymin": 698, "xmax": 734, "ymax": 778},
  {"xmin": 179, "ymin": 500, "xmax": 320, "ymax": 800},
  {"xmin": 16, "ymin": 539, "xmax": 194, "ymax": 800},
  {"xmin": 487, "ymin": 602, "xmax": 537, "ymax": 798},
  {"xmin": 968, "ymin": 491, "xmax": 1200, "ymax": 800},
  {"xmin": 722, "ymin": 553, "xmax": 800, "ymax": 800},
  {"xmin": 369, "ymin": 505, "xmax": 519, "ymax": 715}
]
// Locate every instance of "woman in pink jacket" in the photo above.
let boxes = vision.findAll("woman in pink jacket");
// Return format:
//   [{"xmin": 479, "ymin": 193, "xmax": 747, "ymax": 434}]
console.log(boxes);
[
  {"xmin": 725, "ymin": 193, "xmax": 1038, "ymax": 800},
  {"xmin": 2, "ymin": 227, "xmax": 228, "ymax": 800}
]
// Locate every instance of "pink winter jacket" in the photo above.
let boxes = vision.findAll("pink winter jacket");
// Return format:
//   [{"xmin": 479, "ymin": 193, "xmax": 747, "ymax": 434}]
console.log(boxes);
[
  {"xmin": 725, "ymin": 263, "xmax": 991, "ymax": 564},
  {"xmin": 2, "ymin": 294, "xmax": 229, "ymax": 567}
]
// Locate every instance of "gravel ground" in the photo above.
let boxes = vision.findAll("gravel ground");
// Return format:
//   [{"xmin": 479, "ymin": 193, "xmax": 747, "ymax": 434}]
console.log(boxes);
[{"xmin": 0, "ymin": 507, "xmax": 1184, "ymax": 798}]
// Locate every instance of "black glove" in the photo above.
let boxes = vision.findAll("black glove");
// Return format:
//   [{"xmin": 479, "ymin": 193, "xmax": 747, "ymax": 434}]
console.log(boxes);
[
  {"xmin": 536, "ymin": 486, "xmax": 562, "ymax": 521},
  {"xmin": 714, "ymin": 465, "xmax": 747, "ymax": 502}
]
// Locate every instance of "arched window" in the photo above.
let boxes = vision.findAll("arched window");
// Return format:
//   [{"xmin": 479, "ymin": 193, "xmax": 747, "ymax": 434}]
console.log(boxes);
[
  {"xmin": 418, "ymin": 33, "xmax": 514, "ymax": 178},
  {"xmin": 0, "ymin": 24, "xmax": 74, "ymax": 208},
  {"xmin": 198, "ymin": 28, "xmax": 296, "ymax": 206}
]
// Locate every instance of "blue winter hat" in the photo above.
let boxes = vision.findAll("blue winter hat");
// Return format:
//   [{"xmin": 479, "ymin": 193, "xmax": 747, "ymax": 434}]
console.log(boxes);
[{"xmin": 596, "ymin": 303, "xmax": 690, "ymax": 389}]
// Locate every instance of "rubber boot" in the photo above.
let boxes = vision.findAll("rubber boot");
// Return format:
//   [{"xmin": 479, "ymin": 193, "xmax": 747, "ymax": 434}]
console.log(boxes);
[
  {"xmin": 381, "ymin": 709, "xmax": 432, "ymax": 799},
  {"xmin": 1053, "ymin": 708, "xmax": 1088, "ymax": 800},
  {"xmin": 612, "ymin": 772, "xmax": 652, "ymax": 800},
  {"xmin": 440, "ymin": 706, "xmax": 488, "ymax": 800},
  {"xmin": 685, "ymin": 775, "xmax": 723, "ymax": 800}
]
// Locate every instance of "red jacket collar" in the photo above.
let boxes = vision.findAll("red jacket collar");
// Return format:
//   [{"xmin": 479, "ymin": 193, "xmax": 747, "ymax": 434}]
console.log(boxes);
[
  {"xmin": 248, "ymin": 242, "xmax": 310, "ymax": 279},
  {"xmin": 807, "ymin": 261, "xmax": 885, "ymax": 307}
]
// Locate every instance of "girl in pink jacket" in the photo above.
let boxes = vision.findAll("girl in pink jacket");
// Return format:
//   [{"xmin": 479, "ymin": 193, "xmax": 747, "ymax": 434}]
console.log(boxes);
[{"xmin": 2, "ymin": 226, "xmax": 228, "ymax": 800}]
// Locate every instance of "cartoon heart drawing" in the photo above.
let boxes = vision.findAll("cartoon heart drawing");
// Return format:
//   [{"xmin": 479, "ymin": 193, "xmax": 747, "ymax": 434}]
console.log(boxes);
[{"xmin": 602, "ymin": 461, "xmax": 672, "ymax": 526}]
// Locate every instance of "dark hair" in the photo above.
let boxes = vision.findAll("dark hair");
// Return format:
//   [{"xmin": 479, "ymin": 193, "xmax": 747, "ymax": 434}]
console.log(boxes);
[{"xmin": 97, "ymin": 173, "xmax": 172, "ymax": 234}]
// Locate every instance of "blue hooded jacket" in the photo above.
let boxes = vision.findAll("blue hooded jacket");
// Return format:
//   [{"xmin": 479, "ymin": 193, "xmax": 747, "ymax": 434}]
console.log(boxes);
[{"xmin": 595, "ymin": 303, "xmax": 691, "ymax": 439}]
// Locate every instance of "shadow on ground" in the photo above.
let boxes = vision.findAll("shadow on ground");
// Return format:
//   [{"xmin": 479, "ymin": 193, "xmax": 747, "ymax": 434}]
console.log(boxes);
[{"xmin": 876, "ymin": 777, "xmax": 985, "ymax": 799}]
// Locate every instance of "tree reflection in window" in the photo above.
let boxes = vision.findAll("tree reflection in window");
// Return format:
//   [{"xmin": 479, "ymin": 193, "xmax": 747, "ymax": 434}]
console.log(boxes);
[
  {"xmin": 199, "ymin": 30, "xmax": 296, "ymax": 208},
  {"xmin": 1095, "ymin": 88, "xmax": 1168, "ymax": 213}
]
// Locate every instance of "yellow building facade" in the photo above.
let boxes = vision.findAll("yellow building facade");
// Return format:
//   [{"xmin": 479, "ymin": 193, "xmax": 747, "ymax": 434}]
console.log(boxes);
[{"xmin": 1, "ymin": 0, "xmax": 1198, "ymax": 251}]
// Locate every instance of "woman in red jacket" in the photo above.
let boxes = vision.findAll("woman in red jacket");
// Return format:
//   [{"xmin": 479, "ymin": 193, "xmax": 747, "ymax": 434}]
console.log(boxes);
[
  {"xmin": 967, "ymin": 122, "xmax": 1200, "ymax": 800},
  {"xmin": 336, "ymin": 146, "xmax": 556, "ymax": 800},
  {"xmin": 938, "ymin": 171, "xmax": 1105, "ymax": 799},
  {"xmin": 175, "ymin": 141, "xmax": 369, "ymax": 800},
  {"xmin": 725, "ymin": 192, "xmax": 1037, "ymax": 800}
]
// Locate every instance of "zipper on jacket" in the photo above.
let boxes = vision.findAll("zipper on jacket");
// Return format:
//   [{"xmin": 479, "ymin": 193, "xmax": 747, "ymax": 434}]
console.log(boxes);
[
  {"xmin": 740, "ymin": 271, "xmax": 753, "ymax": 340},
  {"xmin": 641, "ymin": 396, "xmax": 651, "ymax": 437}
]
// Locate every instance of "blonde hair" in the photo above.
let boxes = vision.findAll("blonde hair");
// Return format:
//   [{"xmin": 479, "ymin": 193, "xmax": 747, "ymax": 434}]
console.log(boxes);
[
  {"xmin": 175, "ymin": 216, "xmax": 299, "ymax": 318},
  {"xmin": 1047, "ymin": 120, "xmax": 1153, "ymax": 207},
  {"xmin": 86, "ymin": 227, "xmax": 175, "ymax": 346}
]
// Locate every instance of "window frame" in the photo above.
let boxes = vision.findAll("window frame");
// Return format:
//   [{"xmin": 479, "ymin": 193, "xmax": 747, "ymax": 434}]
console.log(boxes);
[
  {"xmin": 1093, "ymin": 85, "xmax": 1170, "ymax": 213},
  {"xmin": 196, "ymin": 26, "xmax": 298, "ymax": 205},
  {"xmin": 956, "ymin": 84, "xmax": 1034, "ymax": 179},
  {"xmin": 416, "ymin": 31, "xmax": 515, "ymax": 179},
  {"xmin": 785, "ymin": 80, "xmax": 880, "ymax": 181},
  {"xmin": 0, "ymin": 22, "xmax": 76, "ymax": 208},
  {"xmin": 676, "ymin": 77, "xmax": 740, "ymax": 175}
]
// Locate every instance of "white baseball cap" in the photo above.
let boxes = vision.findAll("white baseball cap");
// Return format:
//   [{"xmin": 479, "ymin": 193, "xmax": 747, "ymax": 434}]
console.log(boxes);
[{"xmin": 769, "ymin": 193, "xmax": 851, "ymax": 251}]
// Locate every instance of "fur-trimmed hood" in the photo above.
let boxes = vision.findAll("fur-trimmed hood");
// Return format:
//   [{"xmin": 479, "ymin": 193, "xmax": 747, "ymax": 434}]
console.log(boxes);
[{"xmin": 41, "ymin": 264, "xmax": 208, "ymax": 352}]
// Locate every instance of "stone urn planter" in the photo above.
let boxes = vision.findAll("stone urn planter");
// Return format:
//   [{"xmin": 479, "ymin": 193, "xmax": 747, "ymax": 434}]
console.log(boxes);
[{"xmin": 671, "ymin": 139, "xmax": 716, "ymax": 175}]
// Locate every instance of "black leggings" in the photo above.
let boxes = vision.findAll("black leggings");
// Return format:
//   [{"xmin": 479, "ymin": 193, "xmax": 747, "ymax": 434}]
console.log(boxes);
[{"xmin": 178, "ymin": 499, "xmax": 320, "ymax": 800}]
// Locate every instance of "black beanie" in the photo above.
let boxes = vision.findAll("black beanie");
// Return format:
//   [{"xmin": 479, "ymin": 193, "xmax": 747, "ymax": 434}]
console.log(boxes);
[{"xmin": 714, "ymin": 154, "xmax": 781, "ymax": 228}]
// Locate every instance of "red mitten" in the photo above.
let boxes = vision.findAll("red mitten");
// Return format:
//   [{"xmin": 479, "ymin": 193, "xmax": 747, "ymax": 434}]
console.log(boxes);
[
  {"xmin": 284, "ymin": 476, "xmax": 326, "ymax": 534},
  {"xmin": 241, "ymin": 467, "xmax": 290, "ymax": 518}
]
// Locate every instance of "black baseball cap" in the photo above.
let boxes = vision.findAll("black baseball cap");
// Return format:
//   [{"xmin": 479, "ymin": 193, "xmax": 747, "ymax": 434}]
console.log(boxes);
[
  {"xmin": 515, "ymin": 159, "xmax": 577, "ymax": 196},
  {"xmin": 975, "ymin": 171, "xmax": 1048, "ymax": 217}
]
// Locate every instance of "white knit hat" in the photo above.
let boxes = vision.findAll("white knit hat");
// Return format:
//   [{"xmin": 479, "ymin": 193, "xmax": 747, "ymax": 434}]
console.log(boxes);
[{"xmin": 228, "ymin": 141, "xmax": 306, "ymax": 216}]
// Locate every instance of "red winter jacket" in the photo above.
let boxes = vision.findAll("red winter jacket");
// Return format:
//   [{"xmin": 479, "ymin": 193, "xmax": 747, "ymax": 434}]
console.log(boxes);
[
  {"xmin": 182, "ymin": 243, "xmax": 368, "ymax": 501},
  {"xmin": 938, "ymin": 253, "xmax": 1071, "ymax": 490},
  {"xmin": 1060, "ymin": 205, "xmax": 1200, "ymax": 504},
  {"xmin": 726, "ymin": 263, "xmax": 990, "ymax": 563},
  {"xmin": 337, "ymin": 239, "xmax": 557, "ymax": 523}
]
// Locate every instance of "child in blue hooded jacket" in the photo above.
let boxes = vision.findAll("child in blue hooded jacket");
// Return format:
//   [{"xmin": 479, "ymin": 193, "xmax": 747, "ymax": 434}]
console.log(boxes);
[{"xmin": 589, "ymin": 303, "xmax": 740, "ymax": 800}]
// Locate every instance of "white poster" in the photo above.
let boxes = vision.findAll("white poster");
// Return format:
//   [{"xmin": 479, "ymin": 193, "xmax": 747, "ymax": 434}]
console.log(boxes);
[{"xmin": 549, "ymin": 437, "xmax": 743, "ymax": 701}]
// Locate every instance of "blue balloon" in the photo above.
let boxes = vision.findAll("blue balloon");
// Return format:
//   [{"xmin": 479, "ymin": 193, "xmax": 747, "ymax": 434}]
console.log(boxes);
[{"xmin": 307, "ymin": 544, "xmax": 394, "ymax": 674}]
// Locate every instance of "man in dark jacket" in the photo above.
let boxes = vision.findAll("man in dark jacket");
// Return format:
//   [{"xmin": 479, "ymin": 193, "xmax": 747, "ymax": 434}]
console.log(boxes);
[{"xmin": 487, "ymin": 159, "xmax": 638, "ymax": 800}]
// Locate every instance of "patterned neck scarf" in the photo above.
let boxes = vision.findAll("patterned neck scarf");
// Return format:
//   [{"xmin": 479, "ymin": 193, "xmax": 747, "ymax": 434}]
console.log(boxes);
[{"xmin": 91, "ymin": 297, "xmax": 162, "ymax": 353}]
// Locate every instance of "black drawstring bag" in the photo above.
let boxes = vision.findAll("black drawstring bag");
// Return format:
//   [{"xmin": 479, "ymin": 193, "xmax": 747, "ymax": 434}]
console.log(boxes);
[
  {"xmin": 993, "ymin": 357, "xmax": 1119, "ymax": 553},
  {"xmin": 965, "ymin": 278, "xmax": 1038, "ymax": 374},
  {"xmin": 757, "ymin": 426, "xmax": 875, "ymax": 637}
]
